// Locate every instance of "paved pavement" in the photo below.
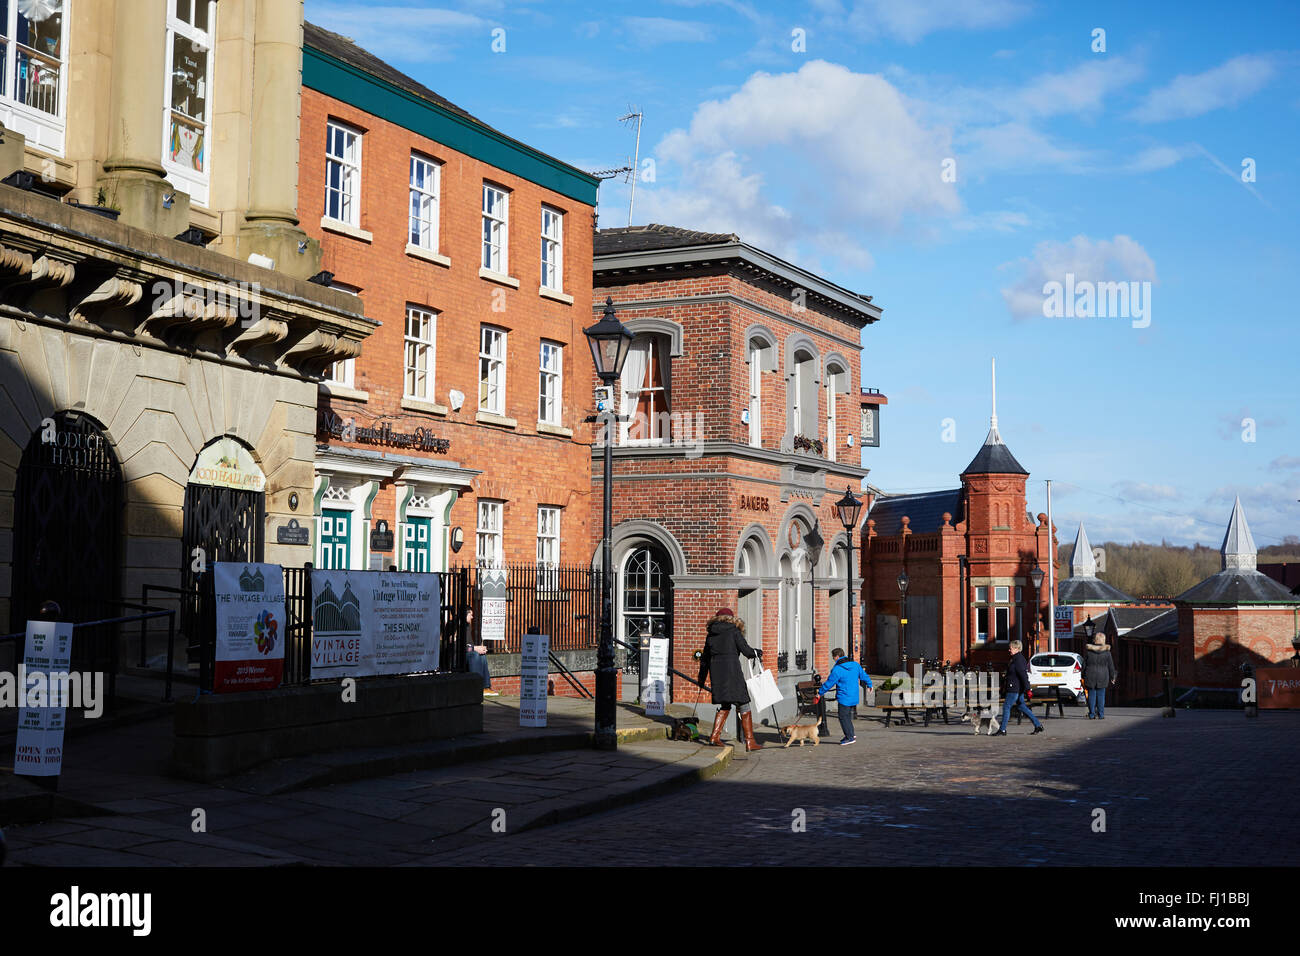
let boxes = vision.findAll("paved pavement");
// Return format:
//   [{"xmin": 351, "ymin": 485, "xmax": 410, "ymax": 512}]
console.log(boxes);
[
  {"xmin": 4, "ymin": 701, "xmax": 1297, "ymax": 866},
  {"xmin": 1, "ymin": 694, "xmax": 729, "ymax": 866}
]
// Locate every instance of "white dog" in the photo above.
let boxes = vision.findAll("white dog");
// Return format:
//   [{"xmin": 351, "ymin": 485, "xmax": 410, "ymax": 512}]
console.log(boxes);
[{"xmin": 961, "ymin": 708, "xmax": 1001, "ymax": 735}]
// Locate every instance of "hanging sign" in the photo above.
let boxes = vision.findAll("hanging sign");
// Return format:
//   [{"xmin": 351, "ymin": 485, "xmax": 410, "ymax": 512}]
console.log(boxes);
[
  {"xmin": 310, "ymin": 569, "xmax": 441, "ymax": 677},
  {"xmin": 520, "ymin": 632, "xmax": 550, "ymax": 727},
  {"xmin": 214, "ymin": 563, "xmax": 286, "ymax": 693},
  {"xmin": 643, "ymin": 636, "xmax": 670, "ymax": 716},
  {"xmin": 480, "ymin": 568, "xmax": 508, "ymax": 643},
  {"xmin": 190, "ymin": 437, "xmax": 266, "ymax": 492},
  {"xmin": 13, "ymin": 620, "xmax": 73, "ymax": 777}
]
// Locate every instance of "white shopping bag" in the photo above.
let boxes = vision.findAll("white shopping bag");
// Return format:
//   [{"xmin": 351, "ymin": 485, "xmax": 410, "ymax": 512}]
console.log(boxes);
[{"xmin": 743, "ymin": 657, "xmax": 783, "ymax": 712}]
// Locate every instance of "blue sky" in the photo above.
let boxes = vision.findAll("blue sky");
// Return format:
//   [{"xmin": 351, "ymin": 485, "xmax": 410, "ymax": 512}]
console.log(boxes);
[{"xmin": 305, "ymin": 0, "xmax": 1300, "ymax": 550}]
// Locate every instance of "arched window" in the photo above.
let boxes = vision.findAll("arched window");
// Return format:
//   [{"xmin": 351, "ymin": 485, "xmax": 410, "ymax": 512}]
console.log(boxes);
[{"xmin": 747, "ymin": 340, "xmax": 763, "ymax": 447}]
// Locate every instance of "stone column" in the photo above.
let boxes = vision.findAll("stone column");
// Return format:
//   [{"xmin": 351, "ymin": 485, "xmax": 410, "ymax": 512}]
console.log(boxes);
[
  {"xmin": 98, "ymin": 0, "xmax": 190, "ymax": 234},
  {"xmin": 237, "ymin": 0, "xmax": 321, "ymax": 279}
]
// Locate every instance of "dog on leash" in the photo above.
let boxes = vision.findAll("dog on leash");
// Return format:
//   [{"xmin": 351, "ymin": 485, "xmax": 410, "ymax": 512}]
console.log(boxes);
[
  {"xmin": 961, "ymin": 708, "xmax": 1001, "ymax": 735},
  {"xmin": 780, "ymin": 721, "xmax": 821, "ymax": 747}
]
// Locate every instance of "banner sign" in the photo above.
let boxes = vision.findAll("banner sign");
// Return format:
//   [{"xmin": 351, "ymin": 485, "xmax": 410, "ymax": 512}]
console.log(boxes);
[
  {"xmin": 311, "ymin": 569, "xmax": 441, "ymax": 677},
  {"xmin": 1256, "ymin": 668, "xmax": 1300, "ymax": 709},
  {"xmin": 520, "ymin": 632, "xmax": 549, "ymax": 727},
  {"xmin": 480, "ymin": 568, "xmax": 508, "ymax": 643},
  {"xmin": 214, "ymin": 563, "xmax": 286, "ymax": 693},
  {"xmin": 14, "ymin": 620, "xmax": 73, "ymax": 777},
  {"xmin": 644, "ymin": 636, "xmax": 669, "ymax": 716},
  {"xmin": 1054, "ymin": 606, "xmax": 1074, "ymax": 635}
]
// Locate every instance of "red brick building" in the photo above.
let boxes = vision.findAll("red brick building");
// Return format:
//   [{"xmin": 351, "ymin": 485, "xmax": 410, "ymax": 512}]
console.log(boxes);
[
  {"xmin": 860, "ymin": 388, "xmax": 1056, "ymax": 671},
  {"xmin": 296, "ymin": 25, "xmax": 598, "ymax": 586},
  {"xmin": 592, "ymin": 225, "xmax": 883, "ymax": 720},
  {"xmin": 1173, "ymin": 498, "xmax": 1300, "ymax": 688}
]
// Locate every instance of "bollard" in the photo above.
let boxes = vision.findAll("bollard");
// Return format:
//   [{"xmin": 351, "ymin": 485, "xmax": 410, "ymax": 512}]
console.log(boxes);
[{"xmin": 1161, "ymin": 665, "xmax": 1175, "ymax": 718}]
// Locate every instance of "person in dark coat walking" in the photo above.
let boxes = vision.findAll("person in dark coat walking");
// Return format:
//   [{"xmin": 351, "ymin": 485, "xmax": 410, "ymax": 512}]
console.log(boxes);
[
  {"xmin": 1083, "ymin": 637, "xmax": 1118, "ymax": 719},
  {"xmin": 996, "ymin": 639, "xmax": 1044, "ymax": 735},
  {"xmin": 697, "ymin": 607, "xmax": 764, "ymax": 751}
]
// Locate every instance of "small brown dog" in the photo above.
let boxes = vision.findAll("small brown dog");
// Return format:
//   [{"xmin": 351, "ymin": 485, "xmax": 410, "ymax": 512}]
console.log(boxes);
[{"xmin": 780, "ymin": 721, "xmax": 820, "ymax": 747}]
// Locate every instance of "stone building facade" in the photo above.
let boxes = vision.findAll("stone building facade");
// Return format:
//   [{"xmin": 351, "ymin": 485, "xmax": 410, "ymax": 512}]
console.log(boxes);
[
  {"xmin": 0, "ymin": 2, "xmax": 371, "ymax": 649},
  {"xmin": 592, "ymin": 225, "xmax": 882, "ymax": 718},
  {"xmin": 297, "ymin": 24, "xmax": 599, "ymax": 581}
]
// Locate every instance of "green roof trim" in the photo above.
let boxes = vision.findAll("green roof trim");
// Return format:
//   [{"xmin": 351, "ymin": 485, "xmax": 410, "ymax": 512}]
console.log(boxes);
[{"xmin": 303, "ymin": 46, "xmax": 600, "ymax": 206}]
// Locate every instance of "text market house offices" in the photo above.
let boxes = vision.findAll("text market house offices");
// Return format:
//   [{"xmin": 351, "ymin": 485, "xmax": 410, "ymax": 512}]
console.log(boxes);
[
  {"xmin": 592, "ymin": 225, "xmax": 883, "ymax": 718},
  {"xmin": 298, "ymin": 25, "xmax": 599, "ymax": 579}
]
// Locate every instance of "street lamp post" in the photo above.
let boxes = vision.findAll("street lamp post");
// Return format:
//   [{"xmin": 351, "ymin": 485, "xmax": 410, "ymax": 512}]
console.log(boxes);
[
  {"xmin": 834, "ymin": 488, "xmax": 862, "ymax": 660},
  {"xmin": 1028, "ymin": 560, "xmax": 1045, "ymax": 654},
  {"xmin": 896, "ymin": 568, "xmax": 910, "ymax": 672},
  {"xmin": 584, "ymin": 297, "xmax": 634, "ymax": 751},
  {"xmin": 803, "ymin": 522, "xmax": 824, "ymax": 673}
]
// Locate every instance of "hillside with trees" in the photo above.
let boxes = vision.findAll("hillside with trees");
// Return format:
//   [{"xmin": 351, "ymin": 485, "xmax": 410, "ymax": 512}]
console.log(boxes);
[{"xmin": 1055, "ymin": 536, "xmax": 1300, "ymax": 600}]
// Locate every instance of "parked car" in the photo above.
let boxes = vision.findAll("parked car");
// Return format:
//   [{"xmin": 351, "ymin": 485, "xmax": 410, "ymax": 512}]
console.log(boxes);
[{"xmin": 1028, "ymin": 652, "xmax": 1085, "ymax": 702}]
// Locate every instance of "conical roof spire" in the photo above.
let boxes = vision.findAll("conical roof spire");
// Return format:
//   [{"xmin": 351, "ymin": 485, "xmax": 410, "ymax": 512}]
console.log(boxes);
[
  {"xmin": 1221, "ymin": 496, "xmax": 1257, "ymax": 571},
  {"xmin": 1071, "ymin": 523, "xmax": 1097, "ymax": 577},
  {"xmin": 961, "ymin": 358, "xmax": 1028, "ymax": 476}
]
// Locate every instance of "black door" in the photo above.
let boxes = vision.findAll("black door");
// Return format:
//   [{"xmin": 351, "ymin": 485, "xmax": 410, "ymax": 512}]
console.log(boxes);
[
  {"xmin": 180, "ymin": 481, "xmax": 265, "ymax": 677},
  {"xmin": 11, "ymin": 411, "xmax": 121, "ymax": 631}
]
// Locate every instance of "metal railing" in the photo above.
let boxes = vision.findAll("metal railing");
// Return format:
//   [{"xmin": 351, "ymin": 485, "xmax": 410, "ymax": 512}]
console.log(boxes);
[
  {"xmin": 460, "ymin": 563, "xmax": 598, "ymax": 653},
  {"xmin": 0, "ymin": 602, "xmax": 178, "ymax": 710}
]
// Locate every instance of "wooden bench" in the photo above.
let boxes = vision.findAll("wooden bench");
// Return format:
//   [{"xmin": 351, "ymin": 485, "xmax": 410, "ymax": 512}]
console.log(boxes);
[
  {"xmin": 879, "ymin": 700, "xmax": 950, "ymax": 727},
  {"xmin": 1015, "ymin": 684, "xmax": 1069, "ymax": 721}
]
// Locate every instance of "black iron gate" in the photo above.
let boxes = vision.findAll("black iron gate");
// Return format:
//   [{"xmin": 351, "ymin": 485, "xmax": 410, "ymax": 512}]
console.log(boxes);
[
  {"xmin": 180, "ymin": 481, "xmax": 265, "ymax": 674},
  {"xmin": 11, "ymin": 410, "xmax": 121, "ymax": 634}
]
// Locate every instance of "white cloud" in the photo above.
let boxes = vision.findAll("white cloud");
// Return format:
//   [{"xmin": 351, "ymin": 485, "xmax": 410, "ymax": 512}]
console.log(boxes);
[
  {"xmin": 1130, "ymin": 54, "xmax": 1278, "ymax": 122},
  {"xmin": 1000, "ymin": 234, "xmax": 1158, "ymax": 320},
  {"xmin": 622, "ymin": 16, "xmax": 713, "ymax": 45},
  {"xmin": 1112, "ymin": 481, "xmax": 1180, "ymax": 502},
  {"xmin": 640, "ymin": 60, "xmax": 958, "ymax": 268},
  {"xmin": 1008, "ymin": 58, "xmax": 1145, "ymax": 119},
  {"xmin": 1125, "ymin": 145, "xmax": 1190, "ymax": 172},
  {"xmin": 308, "ymin": 3, "xmax": 487, "ymax": 62},
  {"xmin": 838, "ymin": 0, "xmax": 1033, "ymax": 44}
]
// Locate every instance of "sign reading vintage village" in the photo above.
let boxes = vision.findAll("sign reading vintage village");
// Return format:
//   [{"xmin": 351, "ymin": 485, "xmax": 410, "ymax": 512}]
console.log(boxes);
[
  {"xmin": 310, "ymin": 569, "xmax": 441, "ymax": 677},
  {"xmin": 213, "ymin": 563, "xmax": 286, "ymax": 693},
  {"xmin": 317, "ymin": 409, "xmax": 451, "ymax": 454}
]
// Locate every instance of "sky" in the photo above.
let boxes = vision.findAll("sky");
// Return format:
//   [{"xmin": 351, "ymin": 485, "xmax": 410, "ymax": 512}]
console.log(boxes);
[{"xmin": 304, "ymin": 0, "xmax": 1300, "ymax": 550}]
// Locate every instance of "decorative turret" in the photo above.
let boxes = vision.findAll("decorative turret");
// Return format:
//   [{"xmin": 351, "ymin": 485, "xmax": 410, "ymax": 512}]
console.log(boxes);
[
  {"xmin": 960, "ymin": 358, "xmax": 1028, "ymax": 477},
  {"xmin": 1221, "ymin": 496, "xmax": 1257, "ymax": 572},
  {"xmin": 1070, "ymin": 522, "xmax": 1097, "ymax": 577}
]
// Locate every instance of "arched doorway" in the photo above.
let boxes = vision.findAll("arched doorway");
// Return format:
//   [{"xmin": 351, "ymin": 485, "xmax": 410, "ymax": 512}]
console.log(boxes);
[
  {"xmin": 180, "ymin": 437, "xmax": 266, "ymax": 667},
  {"xmin": 11, "ymin": 411, "xmax": 121, "ymax": 630},
  {"xmin": 617, "ymin": 541, "xmax": 673, "ymax": 702}
]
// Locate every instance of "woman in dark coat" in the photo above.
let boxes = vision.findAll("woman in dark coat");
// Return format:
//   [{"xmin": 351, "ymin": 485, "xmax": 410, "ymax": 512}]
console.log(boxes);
[
  {"xmin": 697, "ymin": 608, "xmax": 764, "ymax": 751},
  {"xmin": 1084, "ymin": 637, "xmax": 1118, "ymax": 719}
]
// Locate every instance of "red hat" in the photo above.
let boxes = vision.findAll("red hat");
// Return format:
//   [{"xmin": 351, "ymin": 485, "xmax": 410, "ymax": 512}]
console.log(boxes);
[{"xmin": 714, "ymin": 607, "xmax": 735, "ymax": 618}]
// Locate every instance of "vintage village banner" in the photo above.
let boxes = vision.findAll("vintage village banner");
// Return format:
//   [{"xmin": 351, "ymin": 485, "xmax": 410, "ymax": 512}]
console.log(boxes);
[
  {"xmin": 310, "ymin": 570, "xmax": 441, "ymax": 677},
  {"xmin": 213, "ymin": 563, "xmax": 287, "ymax": 693}
]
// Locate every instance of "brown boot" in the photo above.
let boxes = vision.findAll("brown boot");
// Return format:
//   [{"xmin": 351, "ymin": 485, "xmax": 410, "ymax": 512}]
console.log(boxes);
[
  {"xmin": 708, "ymin": 707, "xmax": 730, "ymax": 746},
  {"xmin": 740, "ymin": 711, "xmax": 763, "ymax": 751}
]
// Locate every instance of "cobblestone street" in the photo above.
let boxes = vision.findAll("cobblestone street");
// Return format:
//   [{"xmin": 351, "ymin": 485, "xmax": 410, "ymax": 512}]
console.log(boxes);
[{"xmin": 426, "ymin": 708, "xmax": 1300, "ymax": 866}]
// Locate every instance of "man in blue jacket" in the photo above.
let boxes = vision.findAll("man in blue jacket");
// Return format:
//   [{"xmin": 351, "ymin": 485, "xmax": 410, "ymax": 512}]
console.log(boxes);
[{"xmin": 816, "ymin": 649, "xmax": 873, "ymax": 745}]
